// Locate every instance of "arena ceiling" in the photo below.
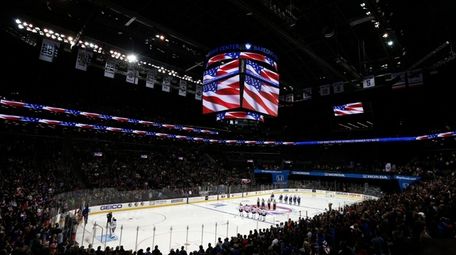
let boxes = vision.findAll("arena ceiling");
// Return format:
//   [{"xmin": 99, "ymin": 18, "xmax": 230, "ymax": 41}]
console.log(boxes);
[
  {"xmin": 3, "ymin": 0, "xmax": 454, "ymax": 88},
  {"xmin": 1, "ymin": 0, "xmax": 455, "ymax": 137}
]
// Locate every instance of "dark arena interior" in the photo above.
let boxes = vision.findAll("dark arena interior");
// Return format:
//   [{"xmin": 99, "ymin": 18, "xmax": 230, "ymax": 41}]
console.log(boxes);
[{"xmin": 1, "ymin": 1, "xmax": 456, "ymax": 255}]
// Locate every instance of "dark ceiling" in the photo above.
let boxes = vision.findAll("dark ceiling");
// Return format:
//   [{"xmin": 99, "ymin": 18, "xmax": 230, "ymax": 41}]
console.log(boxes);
[
  {"xmin": 1, "ymin": 0, "xmax": 455, "ymax": 138},
  {"xmin": 3, "ymin": 0, "xmax": 455, "ymax": 87}
]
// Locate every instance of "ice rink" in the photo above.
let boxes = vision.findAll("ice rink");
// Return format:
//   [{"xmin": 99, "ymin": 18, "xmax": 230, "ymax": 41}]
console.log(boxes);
[{"xmin": 76, "ymin": 192, "xmax": 363, "ymax": 252}]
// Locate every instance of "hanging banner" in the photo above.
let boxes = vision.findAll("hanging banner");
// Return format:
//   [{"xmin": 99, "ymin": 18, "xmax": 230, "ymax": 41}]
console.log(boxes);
[
  {"xmin": 285, "ymin": 94, "xmax": 294, "ymax": 102},
  {"xmin": 303, "ymin": 88, "xmax": 312, "ymax": 100},
  {"xmin": 195, "ymin": 84, "xmax": 202, "ymax": 100},
  {"xmin": 146, "ymin": 70, "xmax": 157, "ymax": 88},
  {"xmin": 178, "ymin": 80, "xmax": 187, "ymax": 96},
  {"xmin": 126, "ymin": 67, "xmax": 139, "ymax": 84},
  {"xmin": 104, "ymin": 61, "xmax": 116, "ymax": 78},
  {"xmin": 362, "ymin": 76, "xmax": 375, "ymax": 88},
  {"xmin": 75, "ymin": 49, "xmax": 93, "ymax": 71},
  {"xmin": 162, "ymin": 76, "xmax": 171, "ymax": 92},
  {"xmin": 407, "ymin": 70, "xmax": 423, "ymax": 87},
  {"xmin": 319, "ymin": 84, "xmax": 330, "ymax": 96},
  {"xmin": 39, "ymin": 39, "xmax": 60, "ymax": 62},
  {"xmin": 333, "ymin": 82, "xmax": 345, "ymax": 93},
  {"xmin": 389, "ymin": 72, "xmax": 406, "ymax": 90}
]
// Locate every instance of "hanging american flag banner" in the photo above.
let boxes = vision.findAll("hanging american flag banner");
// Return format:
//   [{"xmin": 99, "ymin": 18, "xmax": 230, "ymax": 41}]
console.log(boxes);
[
  {"xmin": 203, "ymin": 59, "xmax": 239, "ymax": 84},
  {"xmin": 146, "ymin": 70, "xmax": 157, "ymax": 88},
  {"xmin": 216, "ymin": 111, "xmax": 264, "ymax": 122},
  {"xmin": 104, "ymin": 61, "xmax": 116, "ymax": 78},
  {"xmin": 202, "ymin": 75, "xmax": 241, "ymax": 114},
  {"xmin": 245, "ymin": 60, "xmax": 279, "ymax": 86},
  {"xmin": 39, "ymin": 38, "xmax": 60, "ymax": 62},
  {"xmin": 75, "ymin": 49, "xmax": 93, "ymax": 71},
  {"xmin": 178, "ymin": 80, "xmax": 187, "ymax": 96},
  {"xmin": 162, "ymin": 76, "xmax": 171, "ymax": 92},
  {"xmin": 242, "ymin": 76, "xmax": 279, "ymax": 117},
  {"xmin": 195, "ymin": 84, "xmax": 203, "ymax": 101},
  {"xmin": 333, "ymin": 102, "xmax": 364, "ymax": 116}
]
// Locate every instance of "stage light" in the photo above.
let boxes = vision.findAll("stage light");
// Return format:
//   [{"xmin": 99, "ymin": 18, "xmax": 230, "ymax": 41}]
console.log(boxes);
[
  {"xmin": 382, "ymin": 33, "xmax": 389, "ymax": 38},
  {"xmin": 159, "ymin": 35, "xmax": 165, "ymax": 40},
  {"xmin": 68, "ymin": 36, "xmax": 73, "ymax": 41},
  {"xmin": 18, "ymin": 24, "xmax": 24, "ymax": 29},
  {"xmin": 366, "ymin": 11, "xmax": 371, "ymax": 15},
  {"xmin": 387, "ymin": 40, "xmax": 394, "ymax": 46},
  {"xmin": 15, "ymin": 19, "xmax": 21, "ymax": 24},
  {"xmin": 126, "ymin": 54, "xmax": 138, "ymax": 63},
  {"xmin": 360, "ymin": 3, "xmax": 366, "ymax": 7}
]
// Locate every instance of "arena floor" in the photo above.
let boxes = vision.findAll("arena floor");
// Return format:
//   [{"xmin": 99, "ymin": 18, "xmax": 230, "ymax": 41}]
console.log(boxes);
[{"xmin": 76, "ymin": 192, "xmax": 363, "ymax": 252}]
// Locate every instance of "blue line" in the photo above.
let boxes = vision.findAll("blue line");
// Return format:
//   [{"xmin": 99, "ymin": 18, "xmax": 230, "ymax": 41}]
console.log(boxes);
[{"xmin": 189, "ymin": 203, "xmax": 276, "ymax": 225}]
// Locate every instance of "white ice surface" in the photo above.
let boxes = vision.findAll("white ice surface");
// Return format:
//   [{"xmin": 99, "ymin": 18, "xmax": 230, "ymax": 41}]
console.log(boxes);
[{"xmin": 76, "ymin": 193, "xmax": 360, "ymax": 253}]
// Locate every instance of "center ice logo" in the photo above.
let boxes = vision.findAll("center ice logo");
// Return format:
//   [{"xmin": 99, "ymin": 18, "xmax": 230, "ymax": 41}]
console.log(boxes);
[{"xmin": 211, "ymin": 203, "xmax": 227, "ymax": 208}]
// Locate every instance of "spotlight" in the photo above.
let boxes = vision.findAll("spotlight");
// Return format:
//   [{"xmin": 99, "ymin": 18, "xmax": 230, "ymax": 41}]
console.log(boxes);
[
  {"xmin": 126, "ymin": 54, "xmax": 138, "ymax": 63},
  {"xmin": 159, "ymin": 35, "xmax": 165, "ymax": 40},
  {"xmin": 18, "ymin": 24, "xmax": 24, "ymax": 29},
  {"xmin": 382, "ymin": 33, "xmax": 389, "ymax": 38},
  {"xmin": 360, "ymin": 3, "xmax": 366, "ymax": 7},
  {"xmin": 387, "ymin": 40, "xmax": 394, "ymax": 46},
  {"xmin": 15, "ymin": 19, "xmax": 21, "ymax": 24}
]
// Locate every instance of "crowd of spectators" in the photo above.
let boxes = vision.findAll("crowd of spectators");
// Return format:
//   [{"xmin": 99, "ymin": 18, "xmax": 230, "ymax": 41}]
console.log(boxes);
[{"xmin": 1, "ymin": 131, "xmax": 456, "ymax": 254}]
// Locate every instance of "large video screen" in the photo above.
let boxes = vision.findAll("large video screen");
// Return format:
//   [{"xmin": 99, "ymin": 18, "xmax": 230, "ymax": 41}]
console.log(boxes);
[
  {"xmin": 333, "ymin": 102, "xmax": 364, "ymax": 116},
  {"xmin": 242, "ymin": 75, "xmax": 279, "ymax": 117},
  {"xmin": 202, "ymin": 75, "xmax": 241, "ymax": 114},
  {"xmin": 203, "ymin": 59, "xmax": 240, "ymax": 84}
]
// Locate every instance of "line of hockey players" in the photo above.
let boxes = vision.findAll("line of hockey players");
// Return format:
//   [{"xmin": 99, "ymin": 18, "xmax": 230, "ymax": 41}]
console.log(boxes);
[
  {"xmin": 238, "ymin": 204, "xmax": 268, "ymax": 221},
  {"xmin": 278, "ymin": 194, "xmax": 301, "ymax": 206}
]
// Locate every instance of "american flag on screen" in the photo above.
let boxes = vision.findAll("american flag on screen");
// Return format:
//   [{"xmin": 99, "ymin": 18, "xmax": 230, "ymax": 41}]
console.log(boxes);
[
  {"xmin": 202, "ymin": 75, "xmax": 240, "ymax": 114},
  {"xmin": 207, "ymin": 52, "xmax": 278, "ymax": 70},
  {"xmin": 203, "ymin": 59, "xmax": 239, "ymax": 84},
  {"xmin": 245, "ymin": 60, "xmax": 279, "ymax": 86},
  {"xmin": 240, "ymin": 52, "xmax": 277, "ymax": 70},
  {"xmin": 333, "ymin": 102, "xmax": 364, "ymax": 116},
  {"xmin": 242, "ymin": 76, "xmax": 279, "ymax": 117},
  {"xmin": 216, "ymin": 111, "xmax": 264, "ymax": 122},
  {"xmin": 207, "ymin": 52, "xmax": 240, "ymax": 66}
]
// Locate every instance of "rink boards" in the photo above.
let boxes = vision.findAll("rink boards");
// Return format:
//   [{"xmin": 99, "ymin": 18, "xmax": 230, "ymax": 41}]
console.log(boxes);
[{"xmin": 86, "ymin": 188, "xmax": 378, "ymax": 215}]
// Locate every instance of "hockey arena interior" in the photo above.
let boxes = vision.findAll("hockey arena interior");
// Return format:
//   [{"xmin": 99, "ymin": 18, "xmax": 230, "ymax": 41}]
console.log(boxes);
[{"xmin": 1, "ymin": 1, "xmax": 455, "ymax": 255}]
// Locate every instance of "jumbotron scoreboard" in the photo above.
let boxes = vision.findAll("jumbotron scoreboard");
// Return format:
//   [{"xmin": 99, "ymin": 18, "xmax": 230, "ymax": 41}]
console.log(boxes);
[{"xmin": 202, "ymin": 44, "xmax": 280, "ymax": 122}]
